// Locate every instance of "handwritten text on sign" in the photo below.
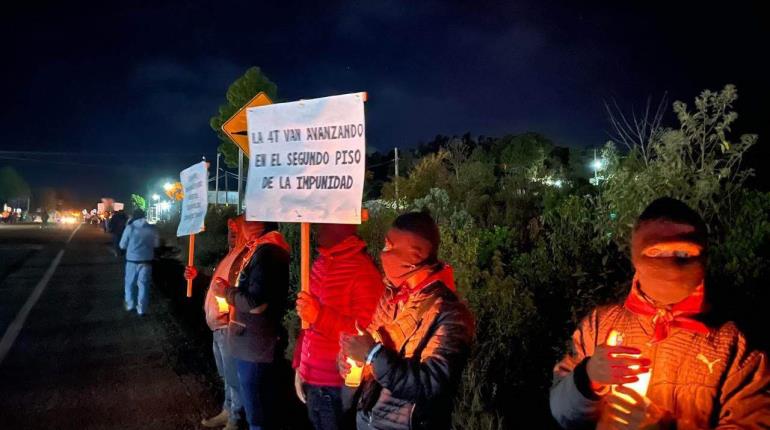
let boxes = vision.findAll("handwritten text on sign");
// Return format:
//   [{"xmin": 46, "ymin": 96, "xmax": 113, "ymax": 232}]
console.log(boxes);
[
  {"xmin": 177, "ymin": 161, "xmax": 208, "ymax": 237},
  {"xmin": 245, "ymin": 92, "xmax": 365, "ymax": 224}
]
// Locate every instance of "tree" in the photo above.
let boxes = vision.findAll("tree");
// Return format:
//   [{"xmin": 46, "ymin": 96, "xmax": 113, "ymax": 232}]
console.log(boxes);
[
  {"xmin": 0, "ymin": 166, "xmax": 31, "ymax": 201},
  {"xmin": 599, "ymin": 84, "xmax": 757, "ymax": 251},
  {"xmin": 131, "ymin": 194, "xmax": 147, "ymax": 211},
  {"xmin": 209, "ymin": 67, "xmax": 278, "ymax": 167}
]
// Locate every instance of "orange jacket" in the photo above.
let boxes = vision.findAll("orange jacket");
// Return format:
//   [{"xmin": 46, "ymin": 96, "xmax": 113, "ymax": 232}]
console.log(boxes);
[{"xmin": 550, "ymin": 302, "xmax": 770, "ymax": 429}]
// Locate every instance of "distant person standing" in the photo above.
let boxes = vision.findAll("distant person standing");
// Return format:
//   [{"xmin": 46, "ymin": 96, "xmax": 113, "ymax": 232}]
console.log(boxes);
[
  {"xmin": 119, "ymin": 209, "xmax": 159, "ymax": 315},
  {"xmin": 40, "ymin": 209, "xmax": 49, "ymax": 228}
]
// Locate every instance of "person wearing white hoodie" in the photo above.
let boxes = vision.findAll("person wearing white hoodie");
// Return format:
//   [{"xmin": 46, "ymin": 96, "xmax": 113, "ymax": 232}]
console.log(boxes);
[{"xmin": 119, "ymin": 208, "xmax": 159, "ymax": 315}]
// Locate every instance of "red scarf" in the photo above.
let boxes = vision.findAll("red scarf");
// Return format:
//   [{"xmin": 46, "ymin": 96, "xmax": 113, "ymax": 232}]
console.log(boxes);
[
  {"xmin": 389, "ymin": 263, "xmax": 455, "ymax": 305},
  {"xmin": 624, "ymin": 275, "xmax": 709, "ymax": 343},
  {"xmin": 238, "ymin": 230, "xmax": 291, "ymax": 273}
]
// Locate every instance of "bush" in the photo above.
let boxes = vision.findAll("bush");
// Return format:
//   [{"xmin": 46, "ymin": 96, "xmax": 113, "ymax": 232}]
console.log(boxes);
[{"xmin": 357, "ymin": 85, "xmax": 769, "ymax": 428}]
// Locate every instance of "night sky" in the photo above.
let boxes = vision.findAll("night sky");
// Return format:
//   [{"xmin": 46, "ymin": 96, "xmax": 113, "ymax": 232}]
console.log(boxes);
[{"xmin": 1, "ymin": 1, "xmax": 767, "ymax": 207}]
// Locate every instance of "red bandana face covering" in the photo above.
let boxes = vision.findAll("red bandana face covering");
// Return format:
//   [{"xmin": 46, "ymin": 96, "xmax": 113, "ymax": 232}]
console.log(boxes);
[
  {"xmin": 624, "ymin": 277, "xmax": 709, "ymax": 343},
  {"xmin": 380, "ymin": 228, "xmax": 436, "ymax": 288}
]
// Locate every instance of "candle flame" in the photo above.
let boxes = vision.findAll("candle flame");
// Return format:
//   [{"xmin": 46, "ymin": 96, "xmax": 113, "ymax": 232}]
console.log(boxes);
[{"xmin": 215, "ymin": 296, "xmax": 229, "ymax": 313}]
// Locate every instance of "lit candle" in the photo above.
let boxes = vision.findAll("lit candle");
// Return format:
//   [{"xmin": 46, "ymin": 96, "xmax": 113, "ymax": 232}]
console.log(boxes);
[
  {"xmin": 215, "ymin": 296, "xmax": 229, "ymax": 313},
  {"xmin": 345, "ymin": 357, "xmax": 364, "ymax": 387},
  {"xmin": 607, "ymin": 330, "xmax": 651, "ymax": 403}
]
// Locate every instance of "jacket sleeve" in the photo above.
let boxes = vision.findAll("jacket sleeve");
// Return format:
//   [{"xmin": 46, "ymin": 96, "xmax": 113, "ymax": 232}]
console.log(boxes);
[
  {"xmin": 370, "ymin": 301, "xmax": 473, "ymax": 402},
  {"xmin": 226, "ymin": 245, "xmax": 289, "ymax": 311},
  {"xmin": 549, "ymin": 309, "xmax": 602, "ymax": 429},
  {"xmin": 314, "ymin": 268, "xmax": 384, "ymax": 337},
  {"xmin": 119, "ymin": 225, "xmax": 131, "ymax": 250},
  {"xmin": 716, "ymin": 336, "xmax": 770, "ymax": 429}
]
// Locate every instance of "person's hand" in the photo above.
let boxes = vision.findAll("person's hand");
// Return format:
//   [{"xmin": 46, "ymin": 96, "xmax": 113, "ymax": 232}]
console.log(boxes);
[
  {"xmin": 296, "ymin": 291, "xmax": 321, "ymax": 325},
  {"xmin": 294, "ymin": 371, "xmax": 306, "ymax": 404},
  {"xmin": 337, "ymin": 349, "xmax": 352, "ymax": 379},
  {"xmin": 211, "ymin": 276, "xmax": 229, "ymax": 296},
  {"xmin": 601, "ymin": 385, "xmax": 651, "ymax": 429},
  {"xmin": 184, "ymin": 266, "xmax": 197, "ymax": 281},
  {"xmin": 587, "ymin": 345, "xmax": 650, "ymax": 388},
  {"xmin": 340, "ymin": 322, "xmax": 376, "ymax": 363}
]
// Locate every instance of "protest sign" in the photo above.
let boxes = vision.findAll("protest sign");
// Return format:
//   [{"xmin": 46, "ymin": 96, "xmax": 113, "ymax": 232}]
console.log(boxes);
[
  {"xmin": 244, "ymin": 92, "xmax": 366, "ymax": 224},
  {"xmin": 176, "ymin": 161, "xmax": 208, "ymax": 237}
]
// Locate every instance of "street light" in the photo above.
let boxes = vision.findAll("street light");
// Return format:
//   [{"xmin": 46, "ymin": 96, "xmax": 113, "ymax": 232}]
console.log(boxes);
[
  {"xmin": 590, "ymin": 149, "xmax": 606, "ymax": 185},
  {"xmin": 152, "ymin": 194, "xmax": 160, "ymax": 201},
  {"xmin": 163, "ymin": 182, "xmax": 173, "ymax": 192}
]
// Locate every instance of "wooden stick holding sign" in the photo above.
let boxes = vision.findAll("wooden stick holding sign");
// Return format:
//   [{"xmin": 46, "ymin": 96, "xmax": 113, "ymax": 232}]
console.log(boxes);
[
  {"xmin": 187, "ymin": 234, "xmax": 195, "ymax": 297},
  {"xmin": 177, "ymin": 161, "xmax": 209, "ymax": 298}
]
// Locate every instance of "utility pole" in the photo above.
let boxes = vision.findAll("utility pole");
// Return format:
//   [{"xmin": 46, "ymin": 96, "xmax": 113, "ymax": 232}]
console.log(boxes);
[
  {"xmin": 237, "ymin": 150, "xmax": 243, "ymax": 214},
  {"xmin": 225, "ymin": 169, "xmax": 229, "ymax": 206},
  {"xmin": 215, "ymin": 152, "xmax": 221, "ymax": 206},
  {"xmin": 394, "ymin": 147, "xmax": 400, "ymax": 209}
]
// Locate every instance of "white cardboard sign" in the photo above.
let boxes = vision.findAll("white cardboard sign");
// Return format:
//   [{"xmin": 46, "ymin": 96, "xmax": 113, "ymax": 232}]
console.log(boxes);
[
  {"xmin": 176, "ymin": 161, "xmax": 208, "ymax": 237},
  {"xmin": 244, "ymin": 92, "xmax": 366, "ymax": 224}
]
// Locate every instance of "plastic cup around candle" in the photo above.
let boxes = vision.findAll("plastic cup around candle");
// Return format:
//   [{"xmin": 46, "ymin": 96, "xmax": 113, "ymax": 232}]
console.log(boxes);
[
  {"xmin": 215, "ymin": 296, "xmax": 229, "ymax": 313},
  {"xmin": 345, "ymin": 357, "xmax": 364, "ymax": 387}
]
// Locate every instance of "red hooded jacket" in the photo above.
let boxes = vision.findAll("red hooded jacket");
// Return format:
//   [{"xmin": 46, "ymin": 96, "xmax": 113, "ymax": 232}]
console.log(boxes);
[{"xmin": 293, "ymin": 236, "xmax": 384, "ymax": 387}]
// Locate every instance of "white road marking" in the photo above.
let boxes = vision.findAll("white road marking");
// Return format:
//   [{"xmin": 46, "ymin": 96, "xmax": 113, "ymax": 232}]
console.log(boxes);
[
  {"xmin": 0, "ymin": 223, "xmax": 80, "ymax": 365},
  {"xmin": 67, "ymin": 223, "xmax": 81, "ymax": 244}
]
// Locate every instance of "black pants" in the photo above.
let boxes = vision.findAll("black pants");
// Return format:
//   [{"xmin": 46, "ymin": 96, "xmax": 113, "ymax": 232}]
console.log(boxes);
[{"xmin": 305, "ymin": 384, "xmax": 347, "ymax": 430}]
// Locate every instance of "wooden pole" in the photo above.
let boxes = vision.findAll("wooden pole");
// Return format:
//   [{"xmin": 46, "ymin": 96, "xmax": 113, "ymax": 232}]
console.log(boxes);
[
  {"xmin": 237, "ymin": 150, "xmax": 243, "ymax": 214},
  {"xmin": 187, "ymin": 234, "xmax": 195, "ymax": 298},
  {"xmin": 300, "ymin": 222, "xmax": 311, "ymax": 329}
]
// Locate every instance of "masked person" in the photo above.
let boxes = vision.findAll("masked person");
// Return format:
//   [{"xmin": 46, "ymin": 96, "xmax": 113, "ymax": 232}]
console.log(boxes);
[
  {"xmin": 339, "ymin": 211, "xmax": 474, "ymax": 430},
  {"xmin": 119, "ymin": 208, "xmax": 159, "ymax": 315},
  {"xmin": 293, "ymin": 224, "xmax": 385, "ymax": 430},
  {"xmin": 211, "ymin": 221, "xmax": 290, "ymax": 430},
  {"xmin": 550, "ymin": 197, "xmax": 770, "ymax": 429},
  {"xmin": 185, "ymin": 216, "xmax": 249, "ymax": 430}
]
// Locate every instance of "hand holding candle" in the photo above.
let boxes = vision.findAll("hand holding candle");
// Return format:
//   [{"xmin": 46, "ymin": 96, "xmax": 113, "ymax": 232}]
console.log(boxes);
[
  {"xmin": 340, "ymin": 322, "xmax": 376, "ymax": 363},
  {"xmin": 606, "ymin": 330, "xmax": 652, "ymax": 399},
  {"xmin": 339, "ymin": 322, "xmax": 373, "ymax": 387},
  {"xmin": 587, "ymin": 344, "xmax": 650, "ymax": 387},
  {"xmin": 601, "ymin": 385, "xmax": 650, "ymax": 429}
]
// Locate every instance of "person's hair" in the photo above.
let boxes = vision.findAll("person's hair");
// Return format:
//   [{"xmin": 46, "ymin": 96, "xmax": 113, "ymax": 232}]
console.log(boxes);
[
  {"xmin": 392, "ymin": 211, "xmax": 440, "ymax": 262},
  {"xmin": 634, "ymin": 197, "xmax": 707, "ymax": 240},
  {"xmin": 262, "ymin": 221, "xmax": 279, "ymax": 234}
]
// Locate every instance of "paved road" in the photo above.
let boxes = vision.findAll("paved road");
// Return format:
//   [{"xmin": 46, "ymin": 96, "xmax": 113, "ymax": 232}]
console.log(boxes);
[{"xmin": 0, "ymin": 224, "xmax": 220, "ymax": 429}]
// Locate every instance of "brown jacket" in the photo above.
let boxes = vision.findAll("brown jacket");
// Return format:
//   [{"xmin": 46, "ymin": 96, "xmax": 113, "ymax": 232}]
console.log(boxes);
[
  {"xmin": 550, "ymin": 303, "xmax": 770, "ymax": 429},
  {"xmin": 355, "ymin": 281, "xmax": 474, "ymax": 430}
]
